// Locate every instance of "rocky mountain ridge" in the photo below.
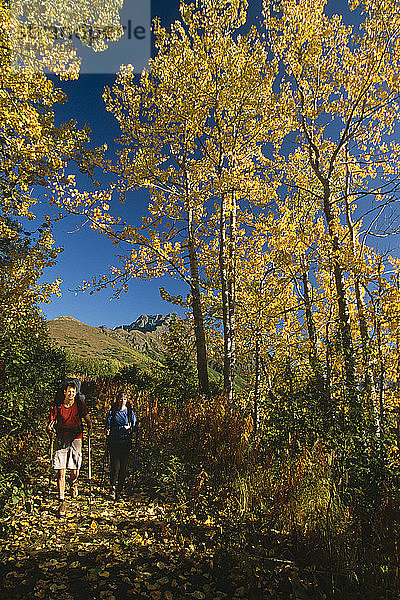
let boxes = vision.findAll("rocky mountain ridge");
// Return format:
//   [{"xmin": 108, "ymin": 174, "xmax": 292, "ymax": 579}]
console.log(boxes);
[
  {"xmin": 99, "ymin": 313, "xmax": 176, "ymax": 353},
  {"xmin": 116, "ymin": 313, "xmax": 175, "ymax": 333}
]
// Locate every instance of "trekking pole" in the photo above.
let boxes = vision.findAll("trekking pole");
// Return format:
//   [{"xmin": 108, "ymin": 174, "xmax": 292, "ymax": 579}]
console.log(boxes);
[
  {"xmin": 88, "ymin": 434, "xmax": 92, "ymax": 507},
  {"xmin": 100, "ymin": 438, "xmax": 109, "ymax": 488},
  {"xmin": 131, "ymin": 423, "xmax": 141, "ymax": 486},
  {"xmin": 48, "ymin": 436, "xmax": 54, "ymax": 497}
]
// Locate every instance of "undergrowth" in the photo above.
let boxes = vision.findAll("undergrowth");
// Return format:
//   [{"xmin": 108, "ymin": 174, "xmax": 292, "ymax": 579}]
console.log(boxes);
[{"xmin": 2, "ymin": 369, "xmax": 400, "ymax": 597}]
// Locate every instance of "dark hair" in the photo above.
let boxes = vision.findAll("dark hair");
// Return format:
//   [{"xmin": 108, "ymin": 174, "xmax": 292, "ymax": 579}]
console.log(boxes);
[
  {"xmin": 62, "ymin": 379, "xmax": 78, "ymax": 392},
  {"xmin": 116, "ymin": 390, "xmax": 129, "ymax": 402}
]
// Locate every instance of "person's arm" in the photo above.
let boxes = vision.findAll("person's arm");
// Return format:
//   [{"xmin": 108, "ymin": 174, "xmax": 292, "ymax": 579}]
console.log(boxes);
[
  {"xmin": 84, "ymin": 414, "xmax": 93, "ymax": 436},
  {"xmin": 46, "ymin": 419, "xmax": 56, "ymax": 438},
  {"xmin": 80, "ymin": 399, "xmax": 92, "ymax": 436},
  {"xmin": 46, "ymin": 407, "xmax": 56, "ymax": 438}
]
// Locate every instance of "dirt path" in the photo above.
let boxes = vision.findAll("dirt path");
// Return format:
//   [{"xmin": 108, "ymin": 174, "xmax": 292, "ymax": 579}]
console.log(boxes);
[
  {"xmin": 0, "ymin": 419, "xmax": 258, "ymax": 600},
  {"xmin": 0, "ymin": 417, "xmax": 374, "ymax": 600},
  {"xmin": 0, "ymin": 418, "xmax": 204, "ymax": 600}
]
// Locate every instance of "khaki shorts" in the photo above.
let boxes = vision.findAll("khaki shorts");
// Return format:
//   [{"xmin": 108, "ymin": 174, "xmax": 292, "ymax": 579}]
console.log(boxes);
[{"xmin": 53, "ymin": 438, "xmax": 82, "ymax": 470}]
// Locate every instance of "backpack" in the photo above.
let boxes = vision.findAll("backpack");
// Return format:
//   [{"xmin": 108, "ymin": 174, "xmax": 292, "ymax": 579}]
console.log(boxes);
[{"xmin": 54, "ymin": 377, "xmax": 86, "ymax": 438}]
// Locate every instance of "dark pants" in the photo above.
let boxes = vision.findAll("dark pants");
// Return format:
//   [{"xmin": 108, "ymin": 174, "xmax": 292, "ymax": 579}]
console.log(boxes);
[{"xmin": 109, "ymin": 441, "xmax": 131, "ymax": 489}]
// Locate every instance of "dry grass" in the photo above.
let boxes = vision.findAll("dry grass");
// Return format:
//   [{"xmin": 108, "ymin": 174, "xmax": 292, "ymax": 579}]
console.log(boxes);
[{"xmin": 46, "ymin": 316, "xmax": 153, "ymax": 366}]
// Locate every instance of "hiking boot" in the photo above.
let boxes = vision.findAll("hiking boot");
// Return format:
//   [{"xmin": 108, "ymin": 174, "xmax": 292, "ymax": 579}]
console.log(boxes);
[
  {"xmin": 110, "ymin": 486, "xmax": 116, "ymax": 501},
  {"xmin": 70, "ymin": 480, "xmax": 78, "ymax": 498},
  {"xmin": 57, "ymin": 501, "xmax": 66, "ymax": 517}
]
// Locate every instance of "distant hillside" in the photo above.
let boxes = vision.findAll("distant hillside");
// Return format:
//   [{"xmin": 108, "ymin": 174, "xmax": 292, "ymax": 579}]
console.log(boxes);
[
  {"xmin": 46, "ymin": 315, "xmax": 169, "ymax": 366},
  {"xmin": 47, "ymin": 314, "xmax": 245, "ymax": 392}
]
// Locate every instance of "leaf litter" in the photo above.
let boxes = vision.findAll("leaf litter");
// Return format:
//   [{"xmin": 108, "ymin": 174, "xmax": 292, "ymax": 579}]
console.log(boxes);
[{"xmin": 0, "ymin": 422, "xmax": 332, "ymax": 600}]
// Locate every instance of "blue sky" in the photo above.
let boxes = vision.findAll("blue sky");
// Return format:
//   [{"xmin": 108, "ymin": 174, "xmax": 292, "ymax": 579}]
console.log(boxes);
[
  {"xmin": 37, "ymin": 0, "xmax": 364, "ymax": 329},
  {"xmin": 38, "ymin": 0, "xmax": 184, "ymax": 328}
]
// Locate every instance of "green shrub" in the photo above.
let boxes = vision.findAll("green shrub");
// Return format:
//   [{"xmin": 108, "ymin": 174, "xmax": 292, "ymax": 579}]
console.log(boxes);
[{"xmin": 0, "ymin": 309, "xmax": 67, "ymax": 511}]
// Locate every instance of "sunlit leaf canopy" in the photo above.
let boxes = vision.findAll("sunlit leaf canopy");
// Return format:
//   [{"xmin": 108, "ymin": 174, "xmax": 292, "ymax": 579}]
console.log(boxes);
[
  {"xmin": 0, "ymin": 1, "xmax": 127, "ymax": 314},
  {"xmin": 8, "ymin": 0, "xmax": 125, "ymax": 77}
]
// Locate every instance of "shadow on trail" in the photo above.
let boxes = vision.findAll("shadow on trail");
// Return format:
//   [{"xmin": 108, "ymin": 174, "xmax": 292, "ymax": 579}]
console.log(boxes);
[
  {"xmin": 0, "ymin": 526, "xmax": 272, "ymax": 600},
  {"xmin": 2, "ymin": 421, "xmax": 398, "ymax": 600}
]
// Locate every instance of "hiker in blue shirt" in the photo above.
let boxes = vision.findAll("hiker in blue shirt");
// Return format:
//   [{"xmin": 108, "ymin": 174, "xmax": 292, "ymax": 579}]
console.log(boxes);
[{"xmin": 105, "ymin": 391, "xmax": 136, "ymax": 501}]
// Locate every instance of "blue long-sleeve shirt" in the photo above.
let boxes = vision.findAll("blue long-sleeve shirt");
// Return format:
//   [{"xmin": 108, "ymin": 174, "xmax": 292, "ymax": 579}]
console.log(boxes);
[{"xmin": 105, "ymin": 405, "xmax": 136, "ymax": 443}]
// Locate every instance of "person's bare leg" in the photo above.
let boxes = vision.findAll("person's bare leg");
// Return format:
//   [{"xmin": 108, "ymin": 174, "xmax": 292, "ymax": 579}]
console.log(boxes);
[
  {"xmin": 57, "ymin": 469, "xmax": 67, "ymax": 516},
  {"xmin": 58, "ymin": 469, "xmax": 66, "ymax": 500},
  {"xmin": 70, "ymin": 469, "xmax": 79, "ymax": 497},
  {"xmin": 69, "ymin": 469, "xmax": 79, "ymax": 484}
]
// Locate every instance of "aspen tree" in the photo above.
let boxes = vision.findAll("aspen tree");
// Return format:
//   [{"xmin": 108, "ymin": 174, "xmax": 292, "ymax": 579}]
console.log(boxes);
[
  {"xmin": 0, "ymin": 0, "xmax": 124, "ymax": 334},
  {"xmin": 265, "ymin": 0, "xmax": 400, "ymax": 424},
  {"xmin": 74, "ymin": 0, "xmax": 283, "ymax": 399},
  {"xmin": 0, "ymin": 0, "xmax": 123, "ymax": 220},
  {"xmin": 229, "ymin": 208, "xmax": 298, "ymax": 420}
]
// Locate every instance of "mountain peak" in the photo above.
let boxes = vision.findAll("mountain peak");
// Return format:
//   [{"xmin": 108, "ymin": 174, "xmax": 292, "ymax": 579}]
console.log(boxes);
[
  {"xmin": 51, "ymin": 315, "xmax": 85, "ymax": 325},
  {"xmin": 115, "ymin": 313, "xmax": 175, "ymax": 333}
]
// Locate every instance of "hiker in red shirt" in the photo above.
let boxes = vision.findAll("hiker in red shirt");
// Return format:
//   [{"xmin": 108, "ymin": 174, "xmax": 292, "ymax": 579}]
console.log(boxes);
[{"xmin": 46, "ymin": 379, "xmax": 92, "ymax": 517}]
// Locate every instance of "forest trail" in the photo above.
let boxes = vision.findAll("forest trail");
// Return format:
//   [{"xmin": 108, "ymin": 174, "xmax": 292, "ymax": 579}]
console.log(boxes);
[
  {"xmin": 0, "ymin": 417, "xmax": 337, "ymax": 600},
  {"xmin": 0, "ymin": 417, "xmax": 219, "ymax": 600}
]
